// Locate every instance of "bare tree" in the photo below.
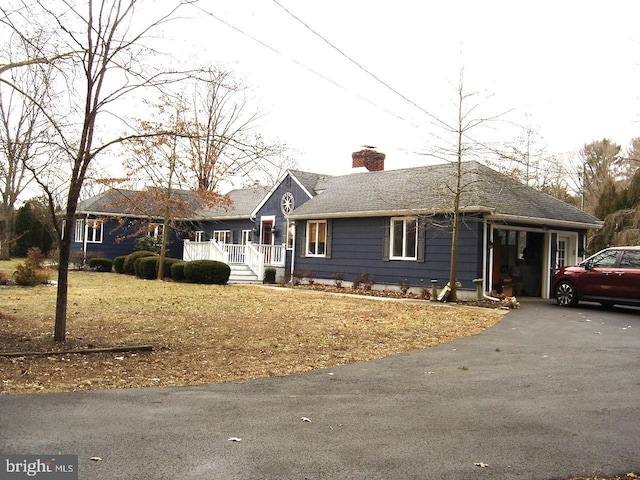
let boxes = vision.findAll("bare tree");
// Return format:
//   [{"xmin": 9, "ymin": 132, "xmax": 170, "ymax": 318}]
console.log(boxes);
[
  {"xmin": 118, "ymin": 94, "xmax": 231, "ymax": 279},
  {"xmin": 3, "ymin": 0, "xmax": 196, "ymax": 341},
  {"xmin": 185, "ymin": 66, "xmax": 291, "ymax": 191},
  {"xmin": 0, "ymin": 25, "xmax": 56, "ymax": 259},
  {"xmin": 578, "ymin": 138, "xmax": 622, "ymax": 214},
  {"xmin": 436, "ymin": 71, "xmax": 504, "ymax": 302}
]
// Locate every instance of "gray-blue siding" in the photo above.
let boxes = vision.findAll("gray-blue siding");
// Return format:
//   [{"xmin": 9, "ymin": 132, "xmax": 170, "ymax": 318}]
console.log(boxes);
[
  {"xmin": 293, "ymin": 216, "xmax": 483, "ymax": 289},
  {"xmin": 69, "ymin": 218, "xmax": 183, "ymax": 260}
]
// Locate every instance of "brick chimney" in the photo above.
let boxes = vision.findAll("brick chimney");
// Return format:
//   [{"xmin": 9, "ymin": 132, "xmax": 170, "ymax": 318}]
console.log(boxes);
[{"xmin": 352, "ymin": 148, "xmax": 385, "ymax": 172}]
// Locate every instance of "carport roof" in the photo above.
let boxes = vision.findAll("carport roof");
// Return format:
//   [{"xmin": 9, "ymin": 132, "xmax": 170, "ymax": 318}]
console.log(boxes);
[{"xmin": 287, "ymin": 161, "xmax": 602, "ymax": 229}]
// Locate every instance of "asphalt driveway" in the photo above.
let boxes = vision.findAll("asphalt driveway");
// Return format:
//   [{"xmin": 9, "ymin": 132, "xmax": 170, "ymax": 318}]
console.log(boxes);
[{"xmin": 1, "ymin": 300, "xmax": 639, "ymax": 479}]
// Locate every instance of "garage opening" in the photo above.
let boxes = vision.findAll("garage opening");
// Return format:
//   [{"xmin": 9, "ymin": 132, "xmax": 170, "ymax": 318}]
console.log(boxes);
[{"xmin": 492, "ymin": 230, "xmax": 544, "ymax": 297}]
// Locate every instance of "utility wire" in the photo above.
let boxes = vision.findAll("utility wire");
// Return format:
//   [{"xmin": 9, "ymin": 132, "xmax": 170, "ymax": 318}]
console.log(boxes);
[
  {"xmin": 194, "ymin": 4, "xmax": 421, "ymax": 129},
  {"xmin": 270, "ymin": 0, "xmax": 454, "ymax": 132}
]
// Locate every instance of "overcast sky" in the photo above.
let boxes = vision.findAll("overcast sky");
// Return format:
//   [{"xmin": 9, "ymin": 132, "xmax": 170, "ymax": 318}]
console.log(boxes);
[{"xmin": 166, "ymin": 1, "xmax": 640, "ymax": 176}]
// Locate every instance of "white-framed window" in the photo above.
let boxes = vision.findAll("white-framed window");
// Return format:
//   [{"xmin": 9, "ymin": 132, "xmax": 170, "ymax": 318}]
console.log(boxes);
[
  {"xmin": 75, "ymin": 219, "xmax": 103, "ymax": 243},
  {"xmin": 148, "ymin": 223, "xmax": 163, "ymax": 237},
  {"xmin": 286, "ymin": 220, "xmax": 295, "ymax": 250},
  {"xmin": 213, "ymin": 230, "xmax": 232, "ymax": 244},
  {"xmin": 86, "ymin": 220, "xmax": 103, "ymax": 243},
  {"xmin": 390, "ymin": 217, "xmax": 417, "ymax": 260},
  {"xmin": 306, "ymin": 220, "xmax": 327, "ymax": 256},
  {"xmin": 241, "ymin": 229, "xmax": 253, "ymax": 245},
  {"xmin": 194, "ymin": 231, "xmax": 204, "ymax": 242},
  {"xmin": 74, "ymin": 219, "xmax": 84, "ymax": 243}
]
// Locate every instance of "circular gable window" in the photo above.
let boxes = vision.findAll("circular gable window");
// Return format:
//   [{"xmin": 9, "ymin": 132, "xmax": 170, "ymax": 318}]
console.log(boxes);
[{"xmin": 281, "ymin": 192, "xmax": 294, "ymax": 214}]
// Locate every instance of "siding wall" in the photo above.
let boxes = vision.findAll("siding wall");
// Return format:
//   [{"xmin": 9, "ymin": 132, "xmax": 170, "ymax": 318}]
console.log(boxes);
[
  {"xmin": 254, "ymin": 177, "xmax": 311, "ymax": 246},
  {"xmin": 69, "ymin": 218, "xmax": 183, "ymax": 260},
  {"xmin": 294, "ymin": 215, "xmax": 483, "ymax": 289}
]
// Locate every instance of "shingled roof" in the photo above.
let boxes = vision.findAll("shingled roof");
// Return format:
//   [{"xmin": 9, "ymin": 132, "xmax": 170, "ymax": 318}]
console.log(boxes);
[
  {"xmin": 194, "ymin": 185, "xmax": 269, "ymax": 220},
  {"xmin": 76, "ymin": 186, "xmax": 266, "ymax": 220},
  {"xmin": 288, "ymin": 161, "xmax": 602, "ymax": 229}
]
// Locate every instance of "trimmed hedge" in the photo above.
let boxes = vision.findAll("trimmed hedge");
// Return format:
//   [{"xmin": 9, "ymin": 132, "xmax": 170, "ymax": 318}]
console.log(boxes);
[
  {"xmin": 88, "ymin": 258, "xmax": 113, "ymax": 272},
  {"xmin": 136, "ymin": 256, "xmax": 160, "ymax": 279},
  {"xmin": 159, "ymin": 258, "xmax": 182, "ymax": 279},
  {"xmin": 123, "ymin": 250, "xmax": 158, "ymax": 275},
  {"xmin": 113, "ymin": 255, "xmax": 127, "ymax": 274},
  {"xmin": 171, "ymin": 261, "xmax": 187, "ymax": 281},
  {"xmin": 184, "ymin": 260, "xmax": 230, "ymax": 284}
]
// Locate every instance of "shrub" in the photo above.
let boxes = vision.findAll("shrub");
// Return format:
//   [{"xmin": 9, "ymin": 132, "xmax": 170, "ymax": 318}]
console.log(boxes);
[
  {"xmin": 136, "ymin": 256, "xmax": 160, "ymax": 279},
  {"xmin": 0, "ymin": 271, "xmax": 10, "ymax": 285},
  {"xmin": 89, "ymin": 258, "xmax": 113, "ymax": 272},
  {"xmin": 135, "ymin": 235, "xmax": 162, "ymax": 253},
  {"xmin": 184, "ymin": 260, "xmax": 230, "ymax": 285},
  {"xmin": 13, "ymin": 262, "xmax": 50, "ymax": 286},
  {"xmin": 26, "ymin": 247, "xmax": 46, "ymax": 269},
  {"xmin": 332, "ymin": 272, "xmax": 344, "ymax": 288},
  {"xmin": 113, "ymin": 256, "xmax": 127, "ymax": 274},
  {"xmin": 264, "ymin": 268, "xmax": 276, "ymax": 284},
  {"xmin": 123, "ymin": 250, "xmax": 158, "ymax": 275},
  {"xmin": 159, "ymin": 258, "xmax": 182, "ymax": 279},
  {"xmin": 353, "ymin": 273, "xmax": 375, "ymax": 291},
  {"xmin": 290, "ymin": 270, "xmax": 303, "ymax": 286},
  {"xmin": 171, "ymin": 261, "xmax": 187, "ymax": 282}
]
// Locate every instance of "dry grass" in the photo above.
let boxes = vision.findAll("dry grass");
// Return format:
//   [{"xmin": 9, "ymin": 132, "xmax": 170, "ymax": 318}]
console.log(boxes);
[{"xmin": 0, "ymin": 260, "xmax": 504, "ymax": 394}]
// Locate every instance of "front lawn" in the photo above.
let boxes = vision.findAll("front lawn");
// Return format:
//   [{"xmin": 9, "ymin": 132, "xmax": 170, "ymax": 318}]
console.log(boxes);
[{"xmin": 0, "ymin": 262, "xmax": 503, "ymax": 394}]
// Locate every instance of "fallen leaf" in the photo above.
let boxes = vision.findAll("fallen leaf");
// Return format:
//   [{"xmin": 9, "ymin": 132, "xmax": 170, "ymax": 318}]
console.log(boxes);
[{"xmin": 474, "ymin": 462, "xmax": 489, "ymax": 468}]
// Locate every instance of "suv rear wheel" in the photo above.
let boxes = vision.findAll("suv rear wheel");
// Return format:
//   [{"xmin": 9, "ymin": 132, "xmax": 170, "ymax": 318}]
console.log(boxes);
[{"xmin": 555, "ymin": 280, "xmax": 578, "ymax": 307}]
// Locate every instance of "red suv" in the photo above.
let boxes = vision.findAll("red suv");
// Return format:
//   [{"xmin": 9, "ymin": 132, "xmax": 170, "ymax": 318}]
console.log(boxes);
[{"xmin": 552, "ymin": 246, "xmax": 640, "ymax": 307}]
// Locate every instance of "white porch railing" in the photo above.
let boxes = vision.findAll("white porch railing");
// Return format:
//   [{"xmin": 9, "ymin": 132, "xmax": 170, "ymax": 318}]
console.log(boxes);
[
  {"xmin": 245, "ymin": 242, "xmax": 265, "ymax": 281},
  {"xmin": 183, "ymin": 240, "xmax": 285, "ymax": 279},
  {"xmin": 257, "ymin": 244, "xmax": 285, "ymax": 266},
  {"xmin": 183, "ymin": 240, "xmax": 228, "ymax": 263}
]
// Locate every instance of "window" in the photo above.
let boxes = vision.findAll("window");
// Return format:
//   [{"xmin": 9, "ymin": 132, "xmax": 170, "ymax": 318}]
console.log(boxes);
[
  {"xmin": 86, "ymin": 220, "xmax": 103, "ymax": 243},
  {"xmin": 75, "ymin": 219, "xmax": 103, "ymax": 243},
  {"xmin": 306, "ymin": 220, "xmax": 327, "ymax": 256},
  {"xmin": 619, "ymin": 250, "xmax": 640, "ymax": 268},
  {"xmin": 241, "ymin": 230, "xmax": 253, "ymax": 245},
  {"xmin": 74, "ymin": 220, "xmax": 84, "ymax": 243},
  {"xmin": 390, "ymin": 217, "xmax": 417, "ymax": 260},
  {"xmin": 590, "ymin": 249, "xmax": 619, "ymax": 268},
  {"xmin": 148, "ymin": 223, "xmax": 163, "ymax": 237},
  {"xmin": 286, "ymin": 220, "xmax": 295, "ymax": 250},
  {"xmin": 194, "ymin": 231, "xmax": 204, "ymax": 242},
  {"xmin": 213, "ymin": 230, "xmax": 232, "ymax": 244}
]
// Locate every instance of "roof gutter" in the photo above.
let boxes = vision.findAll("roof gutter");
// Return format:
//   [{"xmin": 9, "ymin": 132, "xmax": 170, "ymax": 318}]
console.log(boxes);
[
  {"xmin": 287, "ymin": 205, "xmax": 492, "ymax": 220},
  {"xmin": 485, "ymin": 213, "xmax": 603, "ymax": 230}
]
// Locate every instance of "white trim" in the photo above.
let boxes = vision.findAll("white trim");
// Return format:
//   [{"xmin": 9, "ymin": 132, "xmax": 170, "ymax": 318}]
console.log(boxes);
[
  {"xmin": 260, "ymin": 215, "xmax": 276, "ymax": 245},
  {"xmin": 306, "ymin": 219, "xmax": 327, "ymax": 257},
  {"xmin": 389, "ymin": 217, "xmax": 418, "ymax": 261},
  {"xmin": 213, "ymin": 230, "xmax": 231, "ymax": 244},
  {"xmin": 250, "ymin": 170, "xmax": 315, "ymax": 219}
]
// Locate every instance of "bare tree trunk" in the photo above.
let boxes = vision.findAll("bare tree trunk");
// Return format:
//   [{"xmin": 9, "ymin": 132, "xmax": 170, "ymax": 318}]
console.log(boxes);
[
  {"xmin": 54, "ymin": 222, "xmax": 72, "ymax": 341},
  {"xmin": 448, "ymin": 102, "xmax": 464, "ymax": 302}
]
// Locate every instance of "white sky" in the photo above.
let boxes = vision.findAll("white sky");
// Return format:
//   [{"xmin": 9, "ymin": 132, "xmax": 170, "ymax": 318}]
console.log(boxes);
[{"xmin": 166, "ymin": 1, "xmax": 640, "ymax": 176}]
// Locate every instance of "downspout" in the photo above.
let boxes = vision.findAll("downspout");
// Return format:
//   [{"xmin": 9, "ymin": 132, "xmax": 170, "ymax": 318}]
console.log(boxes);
[
  {"xmin": 83, "ymin": 214, "xmax": 89, "ymax": 266},
  {"xmin": 290, "ymin": 220, "xmax": 296, "ymax": 284},
  {"xmin": 483, "ymin": 219, "xmax": 500, "ymax": 301}
]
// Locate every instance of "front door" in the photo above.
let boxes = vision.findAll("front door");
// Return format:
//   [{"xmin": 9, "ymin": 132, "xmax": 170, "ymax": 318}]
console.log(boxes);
[{"xmin": 261, "ymin": 220, "xmax": 273, "ymax": 245}]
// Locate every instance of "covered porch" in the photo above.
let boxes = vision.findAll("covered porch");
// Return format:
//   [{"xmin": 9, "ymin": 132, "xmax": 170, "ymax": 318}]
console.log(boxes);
[{"xmin": 183, "ymin": 240, "xmax": 286, "ymax": 283}]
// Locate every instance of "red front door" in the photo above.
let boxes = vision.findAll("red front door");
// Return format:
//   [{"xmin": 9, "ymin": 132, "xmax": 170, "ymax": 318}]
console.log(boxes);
[{"xmin": 261, "ymin": 220, "xmax": 273, "ymax": 245}]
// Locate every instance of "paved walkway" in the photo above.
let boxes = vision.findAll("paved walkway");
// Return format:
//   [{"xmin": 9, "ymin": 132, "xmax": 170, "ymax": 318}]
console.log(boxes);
[{"xmin": 1, "ymin": 301, "xmax": 639, "ymax": 479}]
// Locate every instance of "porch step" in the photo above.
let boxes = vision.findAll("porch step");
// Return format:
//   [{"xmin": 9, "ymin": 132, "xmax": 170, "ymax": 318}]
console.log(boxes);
[{"xmin": 228, "ymin": 264, "xmax": 261, "ymax": 284}]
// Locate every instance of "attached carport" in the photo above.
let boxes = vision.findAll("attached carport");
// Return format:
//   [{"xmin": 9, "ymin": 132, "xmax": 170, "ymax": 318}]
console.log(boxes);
[{"xmin": 483, "ymin": 215, "xmax": 600, "ymax": 299}]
